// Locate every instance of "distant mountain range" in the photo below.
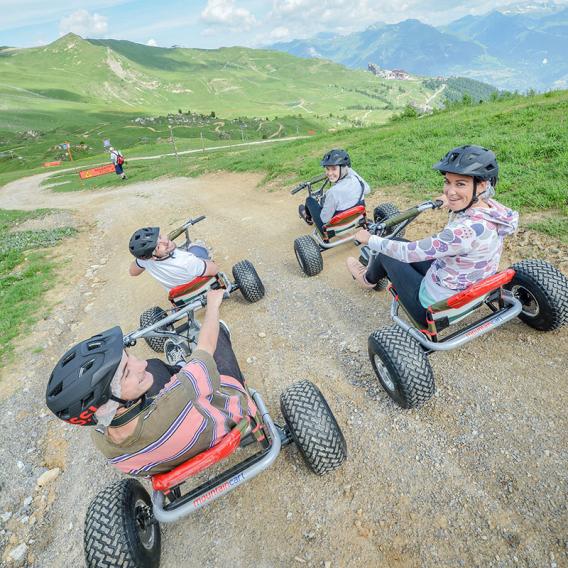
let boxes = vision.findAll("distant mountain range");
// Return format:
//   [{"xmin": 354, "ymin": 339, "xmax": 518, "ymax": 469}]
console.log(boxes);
[{"xmin": 269, "ymin": 1, "xmax": 568, "ymax": 91}]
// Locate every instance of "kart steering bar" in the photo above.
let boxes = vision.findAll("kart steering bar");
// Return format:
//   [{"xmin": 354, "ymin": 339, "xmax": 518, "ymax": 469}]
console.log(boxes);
[
  {"xmin": 290, "ymin": 173, "xmax": 327, "ymax": 195},
  {"xmin": 123, "ymin": 297, "xmax": 206, "ymax": 346},
  {"xmin": 168, "ymin": 215, "xmax": 207, "ymax": 241}
]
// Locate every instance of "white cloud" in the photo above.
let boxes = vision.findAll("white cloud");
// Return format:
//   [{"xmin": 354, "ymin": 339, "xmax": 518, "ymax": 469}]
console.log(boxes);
[
  {"xmin": 269, "ymin": 26, "xmax": 290, "ymax": 40},
  {"xmin": 59, "ymin": 10, "xmax": 108, "ymax": 37},
  {"xmin": 147, "ymin": 38, "xmax": 157, "ymax": 46},
  {"xmin": 0, "ymin": 1, "xmax": 124, "ymax": 32},
  {"xmin": 200, "ymin": 0, "xmax": 258, "ymax": 30}
]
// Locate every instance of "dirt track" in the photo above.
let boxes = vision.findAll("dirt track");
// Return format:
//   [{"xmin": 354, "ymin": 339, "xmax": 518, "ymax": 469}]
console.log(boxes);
[{"xmin": 0, "ymin": 172, "xmax": 567, "ymax": 567}]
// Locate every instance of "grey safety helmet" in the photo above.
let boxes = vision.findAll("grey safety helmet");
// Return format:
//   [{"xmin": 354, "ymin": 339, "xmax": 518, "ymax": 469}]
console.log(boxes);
[
  {"xmin": 321, "ymin": 148, "xmax": 351, "ymax": 168},
  {"xmin": 129, "ymin": 227, "xmax": 159, "ymax": 259},
  {"xmin": 46, "ymin": 327, "xmax": 124, "ymax": 425},
  {"xmin": 432, "ymin": 145, "xmax": 499, "ymax": 187},
  {"xmin": 433, "ymin": 145, "xmax": 499, "ymax": 211}
]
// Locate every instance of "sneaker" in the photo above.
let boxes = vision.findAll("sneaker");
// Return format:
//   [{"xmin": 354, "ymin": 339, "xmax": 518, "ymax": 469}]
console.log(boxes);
[
  {"xmin": 346, "ymin": 257, "xmax": 375, "ymax": 290},
  {"xmin": 164, "ymin": 339, "xmax": 188, "ymax": 366},
  {"xmin": 298, "ymin": 205, "xmax": 314, "ymax": 225}
]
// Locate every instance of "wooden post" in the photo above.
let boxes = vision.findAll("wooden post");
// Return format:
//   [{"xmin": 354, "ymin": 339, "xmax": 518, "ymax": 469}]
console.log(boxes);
[
  {"xmin": 66, "ymin": 141, "xmax": 73, "ymax": 161},
  {"xmin": 200, "ymin": 130, "xmax": 205, "ymax": 152},
  {"xmin": 168, "ymin": 124, "xmax": 179, "ymax": 162}
]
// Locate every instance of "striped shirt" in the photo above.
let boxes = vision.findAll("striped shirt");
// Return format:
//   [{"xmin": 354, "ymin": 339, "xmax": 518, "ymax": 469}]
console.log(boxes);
[{"xmin": 92, "ymin": 350, "xmax": 257, "ymax": 476}]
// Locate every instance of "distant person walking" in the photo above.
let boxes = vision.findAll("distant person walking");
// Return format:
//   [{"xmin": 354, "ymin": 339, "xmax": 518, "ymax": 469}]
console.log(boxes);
[{"xmin": 109, "ymin": 146, "xmax": 127, "ymax": 180}]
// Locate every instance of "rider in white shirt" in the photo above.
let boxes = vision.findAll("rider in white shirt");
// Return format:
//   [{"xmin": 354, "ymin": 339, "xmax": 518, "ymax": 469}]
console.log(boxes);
[{"xmin": 128, "ymin": 227, "xmax": 218, "ymax": 290}]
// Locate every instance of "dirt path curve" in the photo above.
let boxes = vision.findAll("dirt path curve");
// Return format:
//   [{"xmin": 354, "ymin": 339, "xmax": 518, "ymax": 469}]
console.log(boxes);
[{"xmin": 0, "ymin": 172, "xmax": 567, "ymax": 567}]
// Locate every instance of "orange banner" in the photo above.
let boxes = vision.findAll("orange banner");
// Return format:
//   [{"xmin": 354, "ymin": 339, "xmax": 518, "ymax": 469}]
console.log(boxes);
[
  {"xmin": 79, "ymin": 164, "xmax": 116, "ymax": 179},
  {"xmin": 42, "ymin": 161, "xmax": 62, "ymax": 167}
]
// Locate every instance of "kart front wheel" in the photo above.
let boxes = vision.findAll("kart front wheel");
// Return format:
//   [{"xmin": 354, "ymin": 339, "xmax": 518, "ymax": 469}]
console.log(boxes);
[
  {"xmin": 140, "ymin": 306, "xmax": 171, "ymax": 352},
  {"xmin": 294, "ymin": 235, "xmax": 323, "ymax": 276},
  {"xmin": 232, "ymin": 260, "xmax": 265, "ymax": 303},
  {"xmin": 280, "ymin": 380, "xmax": 347, "ymax": 475},
  {"xmin": 84, "ymin": 479, "xmax": 161, "ymax": 568},
  {"xmin": 374, "ymin": 202, "xmax": 406, "ymax": 238},
  {"xmin": 506, "ymin": 259, "xmax": 568, "ymax": 331},
  {"xmin": 368, "ymin": 325, "xmax": 434, "ymax": 409}
]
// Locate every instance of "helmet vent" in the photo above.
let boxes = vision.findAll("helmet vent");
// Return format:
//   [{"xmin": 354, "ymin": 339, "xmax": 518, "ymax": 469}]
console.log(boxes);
[
  {"xmin": 87, "ymin": 341, "xmax": 102, "ymax": 351},
  {"xmin": 79, "ymin": 359, "xmax": 95, "ymax": 376},
  {"xmin": 49, "ymin": 382, "xmax": 63, "ymax": 397},
  {"xmin": 61, "ymin": 352, "xmax": 75, "ymax": 366}
]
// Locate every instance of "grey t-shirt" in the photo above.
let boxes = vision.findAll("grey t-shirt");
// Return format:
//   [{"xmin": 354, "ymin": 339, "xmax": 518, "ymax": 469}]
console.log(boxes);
[{"xmin": 320, "ymin": 168, "xmax": 370, "ymax": 223}]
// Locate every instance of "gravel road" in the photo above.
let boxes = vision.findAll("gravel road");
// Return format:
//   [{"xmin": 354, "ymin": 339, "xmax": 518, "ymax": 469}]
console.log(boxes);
[{"xmin": 0, "ymin": 171, "xmax": 566, "ymax": 568}]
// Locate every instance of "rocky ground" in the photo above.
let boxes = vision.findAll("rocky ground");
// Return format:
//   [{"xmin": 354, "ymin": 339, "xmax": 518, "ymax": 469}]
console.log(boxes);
[{"xmin": 0, "ymin": 171, "xmax": 566, "ymax": 568}]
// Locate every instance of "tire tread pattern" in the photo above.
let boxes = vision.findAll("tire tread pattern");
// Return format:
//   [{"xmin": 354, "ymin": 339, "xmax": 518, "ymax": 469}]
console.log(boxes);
[
  {"xmin": 368, "ymin": 325, "xmax": 435, "ymax": 408},
  {"xmin": 294, "ymin": 236, "xmax": 323, "ymax": 276},
  {"xmin": 507, "ymin": 259, "xmax": 568, "ymax": 331},
  {"xmin": 280, "ymin": 380, "xmax": 347, "ymax": 475},
  {"xmin": 140, "ymin": 306, "xmax": 170, "ymax": 353},
  {"xmin": 84, "ymin": 479, "xmax": 160, "ymax": 568},
  {"xmin": 232, "ymin": 260, "xmax": 265, "ymax": 303}
]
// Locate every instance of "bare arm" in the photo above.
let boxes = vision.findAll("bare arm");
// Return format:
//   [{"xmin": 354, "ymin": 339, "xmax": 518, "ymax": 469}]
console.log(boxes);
[
  {"xmin": 129, "ymin": 261, "xmax": 145, "ymax": 277},
  {"xmin": 202, "ymin": 260, "xmax": 219, "ymax": 277},
  {"xmin": 196, "ymin": 289, "xmax": 224, "ymax": 355}
]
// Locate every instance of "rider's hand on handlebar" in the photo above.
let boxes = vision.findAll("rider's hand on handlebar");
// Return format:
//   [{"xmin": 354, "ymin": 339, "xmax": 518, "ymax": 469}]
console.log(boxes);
[
  {"xmin": 434, "ymin": 194, "xmax": 449, "ymax": 208},
  {"xmin": 206, "ymin": 289, "xmax": 225, "ymax": 310},
  {"xmin": 354, "ymin": 229, "xmax": 371, "ymax": 245}
]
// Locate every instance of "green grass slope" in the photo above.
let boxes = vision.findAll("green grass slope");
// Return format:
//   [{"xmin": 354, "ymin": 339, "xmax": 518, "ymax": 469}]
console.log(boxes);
[{"xmin": 184, "ymin": 89, "xmax": 568, "ymax": 236}]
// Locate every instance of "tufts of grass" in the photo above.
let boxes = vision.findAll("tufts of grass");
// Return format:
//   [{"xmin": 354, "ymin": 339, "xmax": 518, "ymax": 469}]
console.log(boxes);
[{"xmin": 0, "ymin": 209, "xmax": 76, "ymax": 365}]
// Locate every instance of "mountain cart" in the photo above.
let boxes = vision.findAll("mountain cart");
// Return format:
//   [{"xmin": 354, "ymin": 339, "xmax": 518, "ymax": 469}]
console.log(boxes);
[
  {"xmin": 291, "ymin": 175, "xmax": 369, "ymax": 276},
  {"xmin": 360, "ymin": 200, "xmax": 568, "ymax": 408},
  {"xmin": 84, "ymin": 310, "xmax": 347, "ymax": 567},
  {"xmin": 138, "ymin": 215, "xmax": 265, "ymax": 353}
]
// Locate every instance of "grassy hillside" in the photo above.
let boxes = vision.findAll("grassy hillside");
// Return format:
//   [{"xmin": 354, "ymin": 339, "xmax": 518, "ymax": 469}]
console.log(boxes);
[
  {"xmin": 40, "ymin": 89, "xmax": 567, "ymax": 238},
  {"xmin": 155, "ymin": 89, "xmax": 566, "ymax": 237},
  {"xmin": 0, "ymin": 33, "xmax": 474, "ymax": 174}
]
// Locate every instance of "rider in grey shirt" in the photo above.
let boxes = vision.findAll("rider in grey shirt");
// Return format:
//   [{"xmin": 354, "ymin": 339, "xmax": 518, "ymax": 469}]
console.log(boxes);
[{"xmin": 299, "ymin": 149, "xmax": 370, "ymax": 232}]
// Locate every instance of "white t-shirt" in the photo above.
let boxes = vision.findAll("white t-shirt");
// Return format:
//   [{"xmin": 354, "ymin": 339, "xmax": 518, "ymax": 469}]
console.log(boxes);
[
  {"xmin": 136, "ymin": 249, "xmax": 206, "ymax": 290},
  {"xmin": 320, "ymin": 168, "xmax": 370, "ymax": 224}
]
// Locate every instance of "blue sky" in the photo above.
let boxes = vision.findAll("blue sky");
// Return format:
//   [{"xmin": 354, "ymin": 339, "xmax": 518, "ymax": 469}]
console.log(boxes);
[{"xmin": 1, "ymin": 0, "xmax": 566, "ymax": 49}]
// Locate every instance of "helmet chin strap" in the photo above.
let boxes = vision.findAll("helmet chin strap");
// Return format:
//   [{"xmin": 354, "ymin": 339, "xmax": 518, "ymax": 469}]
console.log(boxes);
[{"xmin": 338, "ymin": 165, "xmax": 348, "ymax": 180}]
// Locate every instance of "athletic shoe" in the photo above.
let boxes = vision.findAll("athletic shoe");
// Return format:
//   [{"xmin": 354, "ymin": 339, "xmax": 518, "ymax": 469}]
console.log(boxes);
[
  {"xmin": 346, "ymin": 257, "xmax": 375, "ymax": 290},
  {"xmin": 164, "ymin": 339, "xmax": 188, "ymax": 366},
  {"xmin": 298, "ymin": 205, "xmax": 314, "ymax": 225}
]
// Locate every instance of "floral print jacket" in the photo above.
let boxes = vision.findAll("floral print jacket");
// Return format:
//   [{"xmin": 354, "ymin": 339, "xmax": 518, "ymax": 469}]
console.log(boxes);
[{"xmin": 367, "ymin": 199, "xmax": 519, "ymax": 307}]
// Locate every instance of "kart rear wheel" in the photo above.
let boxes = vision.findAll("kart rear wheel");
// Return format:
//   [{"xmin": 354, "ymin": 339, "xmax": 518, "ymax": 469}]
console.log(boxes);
[
  {"xmin": 294, "ymin": 235, "xmax": 323, "ymax": 276},
  {"xmin": 140, "ymin": 306, "xmax": 171, "ymax": 352},
  {"xmin": 506, "ymin": 260, "xmax": 568, "ymax": 331},
  {"xmin": 374, "ymin": 203, "xmax": 406, "ymax": 238},
  {"xmin": 280, "ymin": 380, "xmax": 347, "ymax": 475},
  {"xmin": 368, "ymin": 325, "xmax": 434, "ymax": 409},
  {"xmin": 232, "ymin": 260, "xmax": 265, "ymax": 303},
  {"xmin": 84, "ymin": 479, "xmax": 161, "ymax": 568}
]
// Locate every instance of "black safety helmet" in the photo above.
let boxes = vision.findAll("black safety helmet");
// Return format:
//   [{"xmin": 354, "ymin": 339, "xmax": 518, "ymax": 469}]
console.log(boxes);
[
  {"xmin": 432, "ymin": 145, "xmax": 499, "ymax": 187},
  {"xmin": 129, "ymin": 227, "xmax": 159, "ymax": 259},
  {"xmin": 46, "ymin": 327, "xmax": 124, "ymax": 425},
  {"xmin": 321, "ymin": 148, "xmax": 351, "ymax": 168}
]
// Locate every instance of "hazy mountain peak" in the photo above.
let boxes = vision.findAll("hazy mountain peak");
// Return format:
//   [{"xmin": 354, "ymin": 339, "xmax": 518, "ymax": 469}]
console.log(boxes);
[{"xmin": 500, "ymin": 0, "xmax": 564, "ymax": 15}]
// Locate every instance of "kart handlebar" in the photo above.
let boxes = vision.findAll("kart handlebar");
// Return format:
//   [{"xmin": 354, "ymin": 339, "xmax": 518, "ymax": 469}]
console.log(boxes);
[
  {"xmin": 359, "ymin": 199, "xmax": 445, "ymax": 242},
  {"xmin": 290, "ymin": 173, "xmax": 327, "ymax": 195},
  {"xmin": 123, "ymin": 296, "xmax": 207, "ymax": 347},
  {"xmin": 168, "ymin": 215, "xmax": 206, "ymax": 241},
  {"xmin": 291, "ymin": 182, "xmax": 308, "ymax": 195}
]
